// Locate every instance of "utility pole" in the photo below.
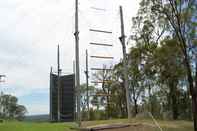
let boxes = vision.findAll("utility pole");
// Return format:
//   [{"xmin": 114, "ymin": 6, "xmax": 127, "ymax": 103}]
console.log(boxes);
[
  {"xmin": 74, "ymin": 0, "xmax": 81, "ymax": 126},
  {"xmin": 85, "ymin": 49, "xmax": 90, "ymax": 120},
  {"xmin": 57, "ymin": 45, "xmax": 61, "ymax": 122},
  {"xmin": 119, "ymin": 6, "xmax": 131, "ymax": 120}
]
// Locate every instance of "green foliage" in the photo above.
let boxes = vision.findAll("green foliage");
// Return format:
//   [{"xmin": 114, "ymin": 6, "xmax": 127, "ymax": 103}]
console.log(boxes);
[
  {"xmin": 89, "ymin": 108, "xmax": 106, "ymax": 120},
  {"xmin": 0, "ymin": 92, "xmax": 27, "ymax": 120},
  {"xmin": 126, "ymin": 0, "xmax": 196, "ymax": 122}
]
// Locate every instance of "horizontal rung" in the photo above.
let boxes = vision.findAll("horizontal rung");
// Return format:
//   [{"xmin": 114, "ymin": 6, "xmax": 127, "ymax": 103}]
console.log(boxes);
[
  {"xmin": 91, "ymin": 68, "xmax": 112, "ymax": 71},
  {"xmin": 93, "ymin": 94, "xmax": 111, "ymax": 96},
  {"xmin": 90, "ymin": 42, "xmax": 113, "ymax": 46},
  {"xmin": 91, "ymin": 81, "xmax": 112, "ymax": 83},
  {"xmin": 90, "ymin": 55, "xmax": 114, "ymax": 59},
  {"xmin": 90, "ymin": 7, "xmax": 106, "ymax": 11},
  {"xmin": 89, "ymin": 29, "xmax": 112, "ymax": 34},
  {"xmin": 91, "ymin": 102, "xmax": 113, "ymax": 105}
]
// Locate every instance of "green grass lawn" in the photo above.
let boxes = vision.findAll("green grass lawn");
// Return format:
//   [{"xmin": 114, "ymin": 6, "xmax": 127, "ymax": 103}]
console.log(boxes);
[
  {"xmin": 0, "ymin": 121, "xmax": 77, "ymax": 131},
  {"xmin": 0, "ymin": 119, "xmax": 194, "ymax": 131}
]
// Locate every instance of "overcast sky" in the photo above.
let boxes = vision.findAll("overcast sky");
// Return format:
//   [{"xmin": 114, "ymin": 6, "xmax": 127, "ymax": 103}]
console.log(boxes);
[{"xmin": 0, "ymin": 0, "xmax": 140, "ymax": 115}]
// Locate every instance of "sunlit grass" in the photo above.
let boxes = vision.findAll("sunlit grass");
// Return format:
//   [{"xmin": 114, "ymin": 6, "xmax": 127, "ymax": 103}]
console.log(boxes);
[{"xmin": 0, "ymin": 121, "xmax": 76, "ymax": 131}]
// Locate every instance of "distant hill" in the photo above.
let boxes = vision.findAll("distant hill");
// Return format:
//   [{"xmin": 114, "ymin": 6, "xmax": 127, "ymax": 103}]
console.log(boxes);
[{"xmin": 24, "ymin": 114, "xmax": 50, "ymax": 122}]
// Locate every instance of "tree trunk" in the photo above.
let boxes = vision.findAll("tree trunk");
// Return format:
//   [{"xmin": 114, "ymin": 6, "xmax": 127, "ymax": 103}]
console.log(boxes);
[
  {"xmin": 192, "ymin": 96, "xmax": 197, "ymax": 131},
  {"xmin": 184, "ymin": 57, "xmax": 197, "ymax": 131},
  {"xmin": 148, "ymin": 85, "xmax": 154, "ymax": 115},
  {"xmin": 106, "ymin": 88, "xmax": 110, "ymax": 119},
  {"xmin": 172, "ymin": 94, "xmax": 178, "ymax": 120},
  {"xmin": 134, "ymin": 99, "xmax": 138, "ymax": 116},
  {"xmin": 185, "ymin": 59, "xmax": 197, "ymax": 131},
  {"xmin": 169, "ymin": 81, "xmax": 178, "ymax": 120}
]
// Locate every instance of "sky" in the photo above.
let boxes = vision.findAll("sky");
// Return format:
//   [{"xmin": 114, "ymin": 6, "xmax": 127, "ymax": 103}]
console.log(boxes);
[{"xmin": 0, "ymin": 0, "xmax": 140, "ymax": 115}]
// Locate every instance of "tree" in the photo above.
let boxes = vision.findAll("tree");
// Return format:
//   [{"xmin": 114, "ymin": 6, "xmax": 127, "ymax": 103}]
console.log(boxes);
[
  {"xmin": 132, "ymin": 1, "xmax": 197, "ymax": 129},
  {"xmin": 14, "ymin": 105, "xmax": 27, "ymax": 121},
  {"xmin": 112, "ymin": 63, "xmax": 127, "ymax": 118},
  {"xmin": 153, "ymin": 38, "xmax": 186, "ymax": 119},
  {"xmin": 128, "ymin": 47, "xmax": 146, "ymax": 116},
  {"xmin": 92, "ymin": 65, "xmax": 113, "ymax": 118},
  {"xmin": 0, "ymin": 92, "xmax": 27, "ymax": 120},
  {"xmin": 80, "ymin": 84, "xmax": 95, "ymax": 120},
  {"xmin": 143, "ymin": 0, "xmax": 197, "ymax": 129}
]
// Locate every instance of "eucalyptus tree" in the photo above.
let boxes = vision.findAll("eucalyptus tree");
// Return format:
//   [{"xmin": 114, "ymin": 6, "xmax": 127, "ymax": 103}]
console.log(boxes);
[
  {"xmin": 131, "ymin": 0, "xmax": 197, "ymax": 129},
  {"xmin": 135, "ymin": 0, "xmax": 197, "ymax": 129},
  {"xmin": 153, "ymin": 38, "xmax": 186, "ymax": 119},
  {"xmin": 0, "ymin": 93, "xmax": 27, "ymax": 120}
]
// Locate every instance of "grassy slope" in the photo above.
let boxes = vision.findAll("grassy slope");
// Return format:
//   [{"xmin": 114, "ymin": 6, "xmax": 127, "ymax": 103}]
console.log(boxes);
[{"xmin": 0, "ymin": 119, "xmax": 193, "ymax": 131}]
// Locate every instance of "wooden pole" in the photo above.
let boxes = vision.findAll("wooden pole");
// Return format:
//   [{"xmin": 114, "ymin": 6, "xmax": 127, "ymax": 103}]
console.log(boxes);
[
  {"xmin": 57, "ymin": 45, "xmax": 61, "ymax": 122},
  {"xmin": 50, "ymin": 67, "xmax": 53, "ymax": 121},
  {"xmin": 74, "ymin": 0, "xmax": 81, "ymax": 126},
  {"xmin": 119, "ymin": 6, "xmax": 131, "ymax": 120},
  {"xmin": 85, "ymin": 50, "xmax": 90, "ymax": 120}
]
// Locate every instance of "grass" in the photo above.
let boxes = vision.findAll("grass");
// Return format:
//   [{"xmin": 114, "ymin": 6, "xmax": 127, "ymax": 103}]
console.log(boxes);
[
  {"xmin": 0, "ymin": 119, "xmax": 194, "ymax": 131},
  {"xmin": 82, "ymin": 118, "xmax": 194, "ymax": 131},
  {"xmin": 0, "ymin": 121, "xmax": 77, "ymax": 131}
]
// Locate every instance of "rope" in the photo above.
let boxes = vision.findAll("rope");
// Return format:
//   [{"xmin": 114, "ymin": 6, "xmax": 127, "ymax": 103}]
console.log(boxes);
[{"xmin": 148, "ymin": 112, "xmax": 163, "ymax": 131}]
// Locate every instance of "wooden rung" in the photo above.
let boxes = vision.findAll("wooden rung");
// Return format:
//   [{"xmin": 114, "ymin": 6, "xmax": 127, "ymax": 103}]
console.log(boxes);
[
  {"xmin": 91, "ymin": 102, "xmax": 113, "ymax": 105},
  {"xmin": 94, "ymin": 94, "xmax": 111, "ymax": 96},
  {"xmin": 89, "ymin": 29, "xmax": 112, "ymax": 34},
  {"xmin": 90, "ymin": 42, "xmax": 113, "ymax": 47},
  {"xmin": 91, "ymin": 80, "xmax": 112, "ymax": 83},
  {"xmin": 91, "ymin": 55, "xmax": 114, "ymax": 59},
  {"xmin": 90, "ymin": 7, "xmax": 106, "ymax": 11},
  {"xmin": 91, "ymin": 68, "xmax": 112, "ymax": 71}
]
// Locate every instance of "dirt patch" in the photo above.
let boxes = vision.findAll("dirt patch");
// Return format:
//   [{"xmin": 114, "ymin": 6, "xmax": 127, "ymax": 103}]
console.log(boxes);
[{"xmin": 98, "ymin": 124, "xmax": 156, "ymax": 131}]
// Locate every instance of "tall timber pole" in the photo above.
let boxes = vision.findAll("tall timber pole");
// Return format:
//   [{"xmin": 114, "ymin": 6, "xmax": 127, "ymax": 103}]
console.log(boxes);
[
  {"xmin": 74, "ymin": 0, "xmax": 81, "ymax": 126},
  {"xmin": 57, "ymin": 45, "xmax": 61, "ymax": 122},
  {"xmin": 119, "ymin": 6, "xmax": 131, "ymax": 120},
  {"xmin": 85, "ymin": 49, "xmax": 90, "ymax": 120}
]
